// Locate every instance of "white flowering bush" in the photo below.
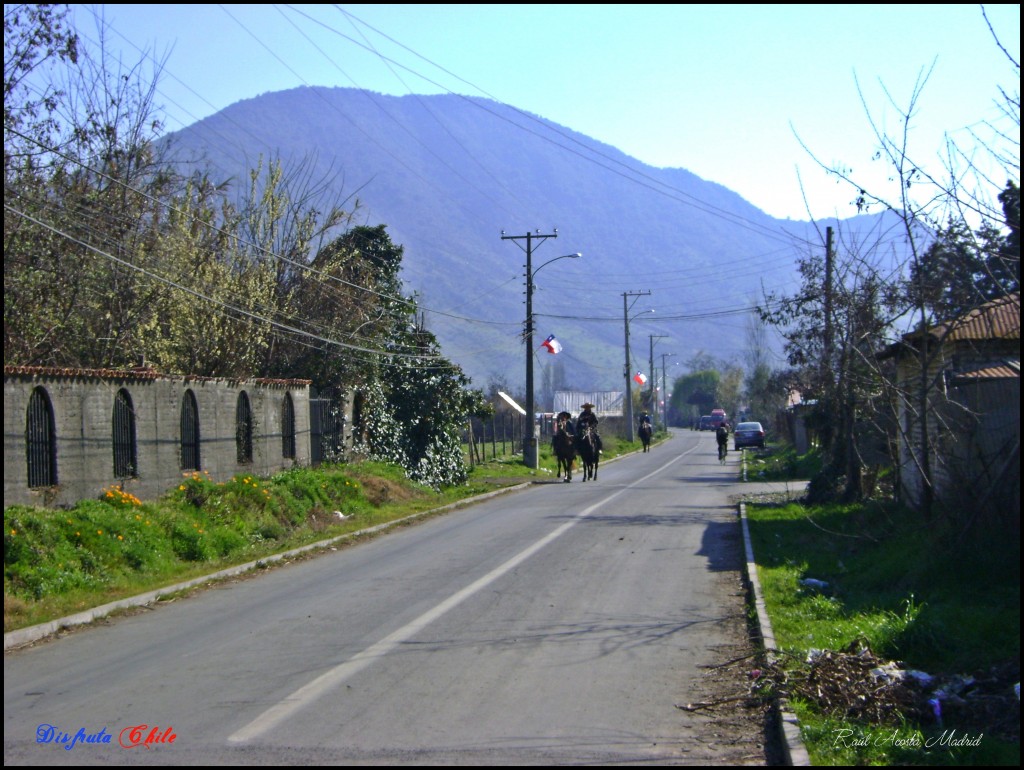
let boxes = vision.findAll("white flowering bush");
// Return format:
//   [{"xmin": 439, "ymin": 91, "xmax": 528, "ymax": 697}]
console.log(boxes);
[{"xmin": 353, "ymin": 343, "xmax": 485, "ymax": 489}]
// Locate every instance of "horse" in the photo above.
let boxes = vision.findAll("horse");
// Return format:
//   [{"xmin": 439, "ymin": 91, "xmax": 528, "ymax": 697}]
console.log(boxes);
[
  {"xmin": 552, "ymin": 414, "xmax": 576, "ymax": 482},
  {"xmin": 638, "ymin": 422, "xmax": 652, "ymax": 452},
  {"xmin": 576, "ymin": 425, "xmax": 599, "ymax": 482}
]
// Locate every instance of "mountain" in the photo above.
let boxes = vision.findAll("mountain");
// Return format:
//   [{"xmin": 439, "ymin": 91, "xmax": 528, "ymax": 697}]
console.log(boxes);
[{"xmin": 162, "ymin": 86, "xmax": 871, "ymax": 397}]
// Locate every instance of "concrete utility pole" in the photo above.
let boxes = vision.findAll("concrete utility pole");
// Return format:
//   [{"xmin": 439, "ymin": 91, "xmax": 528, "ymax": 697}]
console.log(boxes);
[
  {"xmin": 649, "ymin": 334, "xmax": 668, "ymax": 424},
  {"xmin": 660, "ymin": 352, "xmax": 675, "ymax": 430},
  {"xmin": 622, "ymin": 291, "xmax": 651, "ymax": 442},
  {"xmin": 502, "ymin": 231, "xmax": 579, "ymax": 469}
]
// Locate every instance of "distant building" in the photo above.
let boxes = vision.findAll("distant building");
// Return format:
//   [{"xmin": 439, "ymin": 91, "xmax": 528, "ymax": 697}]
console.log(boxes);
[{"xmin": 553, "ymin": 391, "xmax": 623, "ymax": 418}]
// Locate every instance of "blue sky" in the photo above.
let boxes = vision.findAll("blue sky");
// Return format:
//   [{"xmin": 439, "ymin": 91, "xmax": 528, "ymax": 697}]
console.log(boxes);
[{"xmin": 69, "ymin": 3, "xmax": 1019, "ymax": 222}]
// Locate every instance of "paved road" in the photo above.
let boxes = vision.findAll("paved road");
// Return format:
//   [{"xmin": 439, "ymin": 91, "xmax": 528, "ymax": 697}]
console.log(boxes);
[{"xmin": 4, "ymin": 430, "xmax": 774, "ymax": 765}]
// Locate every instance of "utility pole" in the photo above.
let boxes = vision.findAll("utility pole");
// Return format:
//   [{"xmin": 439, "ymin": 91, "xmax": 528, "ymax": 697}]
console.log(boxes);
[
  {"xmin": 622, "ymin": 290, "xmax": 651, "ymax": 442},
  {"xmin": 822, "ymin": 226, "xmax": 836, "ymax": 460},
  {"xmin": 660, "ymin": 352, "xmax": 675, "ymax": 430},
  {"xmin": 502, "ymin": 231, "xmax": 579, "ymax": 469},
  {"xmin": 824, "ymin": 226, "xmax": 834, "ymax": 381},
  {"xmin": 649, "ymin": 334, "xmax": 667, "ymax": 424}
]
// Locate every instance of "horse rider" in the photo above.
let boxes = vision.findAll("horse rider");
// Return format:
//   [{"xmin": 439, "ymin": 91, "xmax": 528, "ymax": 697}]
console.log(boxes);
[
  {"xmin": 639, "ymin": 411, "xmax": 652, "ymax": 430},
  {"xmin": 576, "ymin": 402, "xmax": 603, "ymax": 454},
  {"xmin": 551, "ymin": 410, "xmax": 575, "ymax": 450}
]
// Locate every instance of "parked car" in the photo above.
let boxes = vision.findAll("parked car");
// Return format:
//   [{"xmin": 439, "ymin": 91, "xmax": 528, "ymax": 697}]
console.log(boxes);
[{"xmin": 733, "ymin": 421, "xmax": 766, "ymax": 450}]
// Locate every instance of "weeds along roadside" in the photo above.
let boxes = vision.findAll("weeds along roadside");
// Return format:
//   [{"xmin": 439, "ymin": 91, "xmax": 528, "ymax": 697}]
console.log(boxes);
[
  {"xmin": 742, "ymin": 446, "xmax": 1020, "ymax": 765},
  {"xmin": 4, "ymin": 435, "xmax": 651, "ymax": 634},
  {"xmin": 4, "ymin": 458, "xmax": 538, "ymax": 633}
]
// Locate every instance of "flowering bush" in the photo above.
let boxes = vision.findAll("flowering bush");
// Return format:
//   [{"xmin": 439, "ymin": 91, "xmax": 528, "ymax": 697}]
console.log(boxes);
[
  {"xmin": 101, "ymin": 486, "xmax": 142, "ymax": 507},
  {"xmin": 176, "ymin": 470, "xmax": 215, "ymax": 508}
]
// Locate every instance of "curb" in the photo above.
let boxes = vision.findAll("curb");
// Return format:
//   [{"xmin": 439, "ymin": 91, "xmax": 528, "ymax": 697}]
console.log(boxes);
[
  {"xmin": 4, "ymin": 482, "xmax": 532, "ymax": 651},
  {"xmin": 738, "ymin": 499, "xmax": 811, "ymax": 766}
]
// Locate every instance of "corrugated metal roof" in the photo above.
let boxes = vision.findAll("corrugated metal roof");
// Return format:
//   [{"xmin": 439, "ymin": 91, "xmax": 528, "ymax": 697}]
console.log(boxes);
[
  {"xmin": 929, "ymin": 292, "xmax": 1020, "ymax": 342},
  {"xmin": 880, "ymin": 292, "xmax": 1020, "ymax": 360},
  {"xmin": 949, "ymin": 359, "xmax": 1021, "ymax": 384}
]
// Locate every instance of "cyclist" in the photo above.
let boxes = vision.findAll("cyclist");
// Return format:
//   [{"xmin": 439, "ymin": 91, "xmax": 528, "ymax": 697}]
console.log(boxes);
[{"xmin": 715, "ymin": 421, "xmax": 729, "ymax": 460}]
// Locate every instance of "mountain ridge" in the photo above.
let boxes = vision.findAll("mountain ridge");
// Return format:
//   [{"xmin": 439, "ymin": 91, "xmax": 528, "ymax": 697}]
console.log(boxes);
[{"xmin": 164, "ymin": 86, "xmax": 877, "ymax": 396}]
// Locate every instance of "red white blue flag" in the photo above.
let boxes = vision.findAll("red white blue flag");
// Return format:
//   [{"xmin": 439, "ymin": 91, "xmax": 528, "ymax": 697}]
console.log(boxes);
[
  {"xmin": 633, "ymin": 371, "xmax": 647, "ymax": 385},
  {"xmin": 541, "ymin": 334, "xmax": 562, "ymax": 354}
]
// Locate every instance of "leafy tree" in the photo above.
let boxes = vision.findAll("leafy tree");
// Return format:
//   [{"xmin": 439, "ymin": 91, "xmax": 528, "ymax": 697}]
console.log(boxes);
[
  {"xmin": 742, "ymin": 313, "xmax": 776, "ymax": 421},
  {"xmin": 718, "ymin": 365, "xmax": 744, "ymax": 420},
  {"xmin": 671, "ymin": 369, "xmax": 720, "ymax": 423},
  {"xmin": 4, "ymin": 4, "xmax": 186, "ymax": 369},
  {"xmin": 684, "ymin": 350, "xmax": 717, "ymax": 374},
  {"xmin": 910, "ymin": 183, "xmax": 1021, "ymax": 322},
  {"xmin": 325, "ymin": 226, "xmax": 483, "ymax": 487},
  {"xmin": 982, "ymin": 180, "xmax": 1020, "ymax": 297},
  {"xmin": 3, "ymin": 3, "xmax": 79, "ymax": 168}
]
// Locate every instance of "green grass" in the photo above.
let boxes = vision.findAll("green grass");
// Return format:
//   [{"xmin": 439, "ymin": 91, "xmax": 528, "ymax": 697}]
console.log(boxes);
[
  {"xmin": 743, "ymin": 442, "xmax": 822, "ymax": 481},
  {"xmin": 4, "ymin": 459, "xmax": 536, "ymax": 632},
  {"xmin": 747, "ymin": 499, "xmax": 1020, "ymax": 765}
]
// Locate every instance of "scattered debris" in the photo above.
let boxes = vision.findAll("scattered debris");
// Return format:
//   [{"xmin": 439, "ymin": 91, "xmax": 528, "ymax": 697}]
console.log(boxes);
[
  {"xmin": 799, "ymin": 578, "xmax": 829, "ymax": 591},
  {"xmin": 757, "ymin": 640, "xmax": 1020, "ymax": 741}
]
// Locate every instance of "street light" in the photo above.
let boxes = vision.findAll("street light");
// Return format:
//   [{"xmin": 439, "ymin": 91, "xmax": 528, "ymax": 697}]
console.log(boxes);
[{"xmin": 503, "ymin": 231, "xmax": 580, "ymax": 469}]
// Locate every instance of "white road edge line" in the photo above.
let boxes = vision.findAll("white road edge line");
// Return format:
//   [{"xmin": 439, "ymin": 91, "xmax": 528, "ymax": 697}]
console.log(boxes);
[{"xmin": 229, "ymin": 441, "xmax": 700, "ymax": 743}]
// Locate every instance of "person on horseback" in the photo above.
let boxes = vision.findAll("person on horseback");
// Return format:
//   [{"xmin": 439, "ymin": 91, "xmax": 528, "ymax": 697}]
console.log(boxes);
[
  {"xmin": 577, "ymin": 402, "xmax": 603, "ymax": 454},
  {"xmin": 551, "ymin": 411, "xmax": 575, "ymax": 450},
  {"xmin": 639, "ymin": 411, "xmax": 652, "ymax": 430}
]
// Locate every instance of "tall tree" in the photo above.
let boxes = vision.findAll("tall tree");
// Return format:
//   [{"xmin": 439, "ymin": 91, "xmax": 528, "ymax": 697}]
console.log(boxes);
[
  {"xmin": 671, "ymin": 369, "xmax": 720, "ymax": 423},
  {"xmin": 787, "ymin": 14, "xmax": 1019, "ymax": 518},
  {"xmin": 3, "ymin": 3, "xmax": 79, "ymax": 169}
]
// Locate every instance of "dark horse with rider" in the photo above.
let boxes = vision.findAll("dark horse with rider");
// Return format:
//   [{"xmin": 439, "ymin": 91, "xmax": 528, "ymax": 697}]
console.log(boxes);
[
  {"xmin": 574, "ymin": 402, "xmax": 601, "ymax": 481},
  {"xmin": 552, "ymin": 411, "xmax": 577, "ymax": 482},
  {"xmin": 550, "ymin": 403, "xmax": 602, "ymax": 482},
  {"xmin": 638, "ymin": 411, "xmax": 653, "ymax": 452}
]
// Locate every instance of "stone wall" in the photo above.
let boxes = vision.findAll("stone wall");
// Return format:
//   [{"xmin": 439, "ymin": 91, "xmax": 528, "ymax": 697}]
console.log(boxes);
[{"xmin": 4, "ymin": 367, "xmax": 327, "ymax": 509}]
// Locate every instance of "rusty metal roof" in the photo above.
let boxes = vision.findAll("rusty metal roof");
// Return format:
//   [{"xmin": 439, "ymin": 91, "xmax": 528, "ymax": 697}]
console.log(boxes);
[
  {"xmin": 948, "ymin": 359, "xmax": 1021, "ymax": 385},
  {"xmin": 929, "ymin": 292, "xmax": 1020, "ymax": 342}
]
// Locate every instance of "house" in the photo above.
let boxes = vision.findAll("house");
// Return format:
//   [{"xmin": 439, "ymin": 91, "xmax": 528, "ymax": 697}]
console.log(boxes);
[{"xmin": 880, "ymin": 293, "xmax": 1020, "ymax": 520}]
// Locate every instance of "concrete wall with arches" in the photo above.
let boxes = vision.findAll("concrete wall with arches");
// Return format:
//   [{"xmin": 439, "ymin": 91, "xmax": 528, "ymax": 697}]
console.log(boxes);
[{"xmin": 4, "ymin": 366, "xmax": 316, "ymax": 509}]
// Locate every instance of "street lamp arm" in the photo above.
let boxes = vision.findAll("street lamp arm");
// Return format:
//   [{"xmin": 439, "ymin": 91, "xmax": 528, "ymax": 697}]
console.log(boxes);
[{"xmin": 532, "ymin": 252, "xmax": 582, "ymax": 280}]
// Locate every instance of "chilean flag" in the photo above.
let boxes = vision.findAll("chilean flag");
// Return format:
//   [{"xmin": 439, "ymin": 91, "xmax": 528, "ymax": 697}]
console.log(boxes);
[
  {"xmin": 633, "ymin": 371, "xmax": 647, "ymax": 385},
  {"xmin": 541, "ymin": 334, "xmax": 562, "ymax": 354}
]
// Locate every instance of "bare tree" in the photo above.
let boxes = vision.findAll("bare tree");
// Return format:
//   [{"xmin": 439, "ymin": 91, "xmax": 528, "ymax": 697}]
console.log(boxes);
[{"xmin": 778, "ymin": 8, "xmax": 1019, "ymax": 522}]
